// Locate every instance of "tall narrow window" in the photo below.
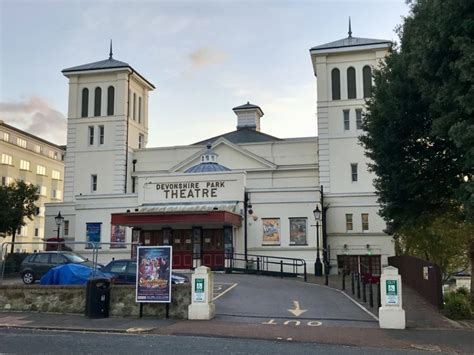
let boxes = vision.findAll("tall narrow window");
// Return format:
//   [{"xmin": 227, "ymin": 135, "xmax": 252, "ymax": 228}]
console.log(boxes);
[
  {"xmin": 131, "ymin": 176, "xmax": 136, "ymax": 193},
  {"xmin": 2, "ymin": 154, "xmax": 12, "ymax": 165},
  {"xmin": 351, "ymin": 163, "xmax": 358, "ymax": 182},
  {"xmin": 88, "ymin": 126, "xmax": 94, "ymax": 145},
  {"xmin": 345, "ymin": 214, "xmax": 353, "ymax": 231},
  {"xmin": 81, "ymin": 88, "xmax": 89, "ymax": 117},
  {"xmin": 107, "ymin": 86, "xmax": 114, "ymax": 116},
  {"xmin": 138, "ymin": 133, "xmax": 144, "ymax": 149},
  {"xmin": 362, "ymin": 213, "xmax": 369, "ymax": 231},
  {"xmin": 331, "ymin": 68, "xmax": 341, "ymax": 100},
  {"xmin": 356, "ymin": 109, "xmax": 363, "ymax": 130},
  {"xmin": 64, "ymin": 220, "xmax": 69, "ymax": 236},
  {"xmin": 343, "ymin": 110, "xmax": 350, "ymax": 130},
  {"xmin": 138, "ymin": 97, "xmax": 142, "ymax": 123},
  {"xmin": 94, "ymin": 87, "xmax": 102, "ymax": 116},
  {"xmin": 363, "ymin": 66, "xmax": 372, "ymax": 98},
  {"xmin": 133, "ymin": 93, "xmax": 136, "ymax": 120},
  {"xmin": 99, "ymin": 125, "xmax": 104, "ymax": 145},
  {"xmin": 347, "ymin": 67, "xmax": 356, "ymax": 99},
  {"xmin": 91, "ymin": 174, "xmax": 97, "ymax": 192}
]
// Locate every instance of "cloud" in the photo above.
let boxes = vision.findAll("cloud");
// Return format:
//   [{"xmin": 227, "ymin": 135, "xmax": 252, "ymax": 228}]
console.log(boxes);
[
  {"xmin": 0, "ymin": 97, "xmax": 67, "ymax": 145},
  {"xmin": 188, "ymin": 47, "xmax": 227, "ymax": 70}
]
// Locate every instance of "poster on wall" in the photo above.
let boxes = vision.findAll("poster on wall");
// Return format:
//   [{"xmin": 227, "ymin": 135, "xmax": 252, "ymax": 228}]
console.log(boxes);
[
  {"xmin": 136, "ymin": 246, "xmax": 172, "ymax": 303},
  {"xmin": 262, "ymin": 218, "xmax": 280, "ymax": 245},
  {"xmin": 131, "ymin": 229, "xmax": 140, "ymax": 258},
  {"xmin": 86, "ymin": 223, "xmax": 101, "ymax": 248},
  {"xmin": 110, "ymin": 224, "xmax": 126, "ymax": 248},
  {"xmin": 289, "ymin": 218, "xmax": 307, "ymax": 245}
]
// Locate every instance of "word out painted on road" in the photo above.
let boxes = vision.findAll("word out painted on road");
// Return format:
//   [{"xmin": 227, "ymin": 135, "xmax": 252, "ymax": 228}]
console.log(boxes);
[{"xmin": 262, "ymin": 319, "xmax": 322, "ymax": 327}]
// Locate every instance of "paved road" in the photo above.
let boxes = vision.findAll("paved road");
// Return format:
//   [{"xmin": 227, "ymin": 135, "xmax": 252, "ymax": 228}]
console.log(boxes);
[
  {"xmin": 0, "ymin": 328, "xmax": 427, "ymax": 354},
  {"xmin": 213, "ymin": 274, "xmax": 377, "ymax": 328}
]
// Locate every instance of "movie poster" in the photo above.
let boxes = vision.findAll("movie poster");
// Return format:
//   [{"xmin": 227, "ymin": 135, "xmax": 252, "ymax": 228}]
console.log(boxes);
[
  {"xmin": 110, "ymin": 224, "xmax": 126, "ymax": 248},
  {"xmin": 86, "ymin": 223, "xmax": 101, "ymax": 248},
  {"xmin": 262, "ymin": 218, "xmax": 280, "ymax": 245},
  {"xmin": 289, "ymin": 218, "xmax": 307, "ymax": 245},
  {"xmin": 136, "ymin": 246, "xmax": 172, "ymax": 303}
]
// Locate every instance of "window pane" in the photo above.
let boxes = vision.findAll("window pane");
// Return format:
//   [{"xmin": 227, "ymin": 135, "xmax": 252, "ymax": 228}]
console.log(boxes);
[
  {"xmin": 107, "ymin": 86, "xmax": 114, "ymax": 116},
  {"xmin": 345, "ymin": 214, "xmax": 353, "ymax": 231},
  {"xmin": 81, "ymin": 88, "xmax": 89, "ymax": 117},
  {"xmin": 362, "ymin": 213, "xmax": 369, "ymax": 231},
  {"xmin": 94, "ymin": 87, "xmax": 102, "ymax": 116},
  {"xmin": 351, "ymin": 163, "xmax": 358, "ymax": 182},
  {"xmin": 356, "ymin": 109, "xmax": 363, "ymax": 130},
  {"xmin": 110, "ymin": 261, "xmax": 127, "ymax": 273},
  {"xmin": 35, "ymin": 253, "xmax": 49, "ymax": 264},
  {"xmin": 347, "ymin": 67, "xmax": 356, "ymax": 99},
  {"xmin": 363, "ymin": 66, "xmax": 372, "ymax": 98},
  {"xmin": 331, "ymin": 68, "xmax": 341, "ymax": 100},
  {"xmin": 343, "ymin": 110, "xmax": 350, "ymax": 130}
]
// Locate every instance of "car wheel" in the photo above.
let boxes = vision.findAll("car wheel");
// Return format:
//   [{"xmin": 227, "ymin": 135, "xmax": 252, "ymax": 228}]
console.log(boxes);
[{"xmin": 22, "ymin": 271, "xmax": 35, "ymax": 284}]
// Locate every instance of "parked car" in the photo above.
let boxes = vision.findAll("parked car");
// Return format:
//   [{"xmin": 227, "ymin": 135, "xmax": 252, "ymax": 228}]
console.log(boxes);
[
  {"xmin": 102, "ymin": 259, "xmax": 189, "ymax": 285},
  {"xmin": 20, "ymin": 251, "xmax": 103, "ymax": 284}
]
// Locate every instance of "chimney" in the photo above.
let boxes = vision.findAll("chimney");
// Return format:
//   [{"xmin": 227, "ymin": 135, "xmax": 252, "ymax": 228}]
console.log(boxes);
[{"xmin": 232, "ymin": 102, "xmax": 264, "ymax": 131}]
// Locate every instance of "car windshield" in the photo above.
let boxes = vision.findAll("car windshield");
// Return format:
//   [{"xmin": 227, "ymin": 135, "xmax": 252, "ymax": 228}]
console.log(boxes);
[{"xmin": 63, "ymin": 252, "xmax": 88, "ymax": 263}]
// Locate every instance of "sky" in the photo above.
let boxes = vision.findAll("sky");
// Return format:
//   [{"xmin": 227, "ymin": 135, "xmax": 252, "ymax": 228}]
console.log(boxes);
[{"xmin": 0, "ymin": 0, "xmax": 410, "ymax": 147}]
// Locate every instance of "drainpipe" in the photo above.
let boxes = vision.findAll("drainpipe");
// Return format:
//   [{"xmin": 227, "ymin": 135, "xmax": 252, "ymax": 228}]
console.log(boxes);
[
  {"xmin": 244, "ymin": 192, "xmax": 249, "ymax": 264},
  {"xmin": 124, "ymin": 71, "xmax": 133, "ymax": 193}
]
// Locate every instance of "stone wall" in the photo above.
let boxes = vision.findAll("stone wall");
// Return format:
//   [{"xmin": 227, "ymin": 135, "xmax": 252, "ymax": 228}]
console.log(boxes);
[{"xmin": 0, "ymin": 284, "xmax": 191, "ymax": 319}]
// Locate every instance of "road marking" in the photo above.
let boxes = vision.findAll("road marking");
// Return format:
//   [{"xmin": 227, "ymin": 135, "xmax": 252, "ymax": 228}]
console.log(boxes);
[
  {"xmin": 287, "ymin": 300, "xmax": 307, "ymax": 317},
  {"xmin": 262, "ymin": 319, "xmax": 323, "ymax": 327},
  {"xmin": 283, "ymin": 320, "xmax": 300, "ymax": 326},
  {"xmin": 262, "ymin": 319, "xmax": 278, "ymax": 325},
  {"xmin": 213, "ymin": 282, "xmax": 238, "ymax": 301},
  {"xmin": 307, "ymin": 320, "xmax": 322, "ymax": 327}
]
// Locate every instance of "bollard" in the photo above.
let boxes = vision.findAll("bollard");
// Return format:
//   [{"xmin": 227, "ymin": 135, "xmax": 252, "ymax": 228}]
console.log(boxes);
[
  {"xmin": 280, "ymin": 260, "xmax": 283, "ymax": 278},
  {"xmin": 356, "ymin": 274, "xmax": 361, "ymax": 299},
  {"xmin": 351, "ymin": 273, "xmax": 355, "ymax": 295},
  {"xmin": 377, "ymin": 282, "xmax": 381, "ymax": 308},
  {"xmin": 369, "ymin": 282, "xmax": 374, "ymax": 308},
  {"xmin": 257, "ymin": 257, "xmax": 260, "ymax": 274},
  {"xmin": 378, "ymin": 266, "xmax": 405, "ymax": 329},
  {"xmin": 342, "ymin": 271, "xmax": 346, "ymax": 290},
  {"xmin": 362, "ymin": 279, "xmax": 367, "ymax": 303},
  {"xmin": 188, "ymin": 266, "xmax": 215, "ymax": 320}
]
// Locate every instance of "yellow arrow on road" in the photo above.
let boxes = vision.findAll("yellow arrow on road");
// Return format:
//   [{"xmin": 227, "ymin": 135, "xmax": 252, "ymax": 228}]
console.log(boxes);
[{"xmin": 288, "ymin": 300, "xmax": 307, "ymax": 317}]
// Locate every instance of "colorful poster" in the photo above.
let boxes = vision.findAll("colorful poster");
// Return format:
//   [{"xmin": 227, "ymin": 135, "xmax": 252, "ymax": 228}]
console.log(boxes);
[
  {"xmin": 289, "ymin": 218, "xmax": 307, "ymax": 245},
  {"xmin": 110, "ymin": 224, "xmax": 126, "ymax": 248},
  {"xmin": 86, "ymin": 223, "xmax": 101, "ymax": 248},
  {"xmin": 262, "ymin": 218, "xmax": 280, "ymax": 245},
  {"xmin": 136, "ymin": 246, "xmax": 172, "ymax": 303},
  {"xmin": 131, "ymin": 229, "xmax": 140, "ymax": 259}
]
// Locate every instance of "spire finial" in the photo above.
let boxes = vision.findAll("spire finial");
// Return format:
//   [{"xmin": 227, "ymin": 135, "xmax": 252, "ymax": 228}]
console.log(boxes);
[
  {"xmin": 109, "ymin": 39, "xmax": 113, "ymax": 59},
  {"xmin": 348, "ymin": 17, "xmax": 352, "ymax": 38}
]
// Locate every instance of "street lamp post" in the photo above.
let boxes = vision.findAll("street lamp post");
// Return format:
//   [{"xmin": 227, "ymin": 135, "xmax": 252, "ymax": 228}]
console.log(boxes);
[
  {"xmin": 55, "ymin": 212, "xmax": 64, "ymax": 251},
  {"xmin": 313, "ymin": 205, "xmax": 323, "ymax": 277}
]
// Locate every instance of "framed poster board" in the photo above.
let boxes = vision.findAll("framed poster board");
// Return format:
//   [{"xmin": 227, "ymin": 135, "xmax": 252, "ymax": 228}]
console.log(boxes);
[
  {"xmin": 262, "ymin": 218, "xmax": 280, "ymax": 245},
  {"xmin": 86, "ymin": 223, "xmax": 101, "ymax": 249},
  {"xmin": 289, "ymin": 218, "xmax": 307, "ymax": 245},
  {"xmin": 136, "ymin": 246, "xmax": 172, "ymax": 303},
  {"xmin": 110, "ymin": 224, "xmax": 126, "ymax": 248}
]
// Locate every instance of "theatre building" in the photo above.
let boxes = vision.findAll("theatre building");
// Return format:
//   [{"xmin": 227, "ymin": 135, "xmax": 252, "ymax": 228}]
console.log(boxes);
[{"xmin": 45, "ymin": 30, "xmax": 395, "ymax": 275}]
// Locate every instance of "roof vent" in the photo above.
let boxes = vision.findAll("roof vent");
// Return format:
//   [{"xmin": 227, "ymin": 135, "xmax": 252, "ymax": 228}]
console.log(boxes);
[{"xmin": 232, "ymin": 102, "xmax": 264, "ymax": 131}]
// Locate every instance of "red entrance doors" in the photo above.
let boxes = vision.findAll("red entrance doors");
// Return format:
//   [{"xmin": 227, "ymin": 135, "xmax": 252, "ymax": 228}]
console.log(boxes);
[
  {"xmin": 171, "ymin": 230, "xmax": 193, "ymax": 269},
  {"xmin": 202, "ymin": 229, "xmax": 225, "ymax": 270}
]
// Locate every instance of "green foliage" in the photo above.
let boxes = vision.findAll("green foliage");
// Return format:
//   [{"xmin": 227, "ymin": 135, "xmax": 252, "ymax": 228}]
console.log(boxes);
[
  {"xmin": 3, "ymin": 252, "xmax": 29, "ymax": 274},
  {"xmin": 444, "ymin": 288, "xmax": 473, "ymax": 320}
]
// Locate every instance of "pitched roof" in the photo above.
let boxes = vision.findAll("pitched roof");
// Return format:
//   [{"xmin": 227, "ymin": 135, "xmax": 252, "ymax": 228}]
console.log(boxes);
[
  {"xmin": 310, "ymin": 36, "xmax": 391, "ymax": 52},
  {"xmin": 193, "ymin": 128, "xmax": 280, "ymax": 145},
  {"xmin": 232, "ymin": 102, "xmax": 264, "ymax": 115},
  {"xmin": 185, "ymin": 162, "xmax": 231, "ymax": 173}
]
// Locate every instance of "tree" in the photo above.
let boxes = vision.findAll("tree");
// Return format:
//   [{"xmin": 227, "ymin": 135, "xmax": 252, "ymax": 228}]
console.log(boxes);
[
  {"xmin": 0, "ymin": 180, "xmax": 39, "ymax": 253},
  {"xmin": 360, "ymin": 0, "xmax": 474, "ymax": 291}
]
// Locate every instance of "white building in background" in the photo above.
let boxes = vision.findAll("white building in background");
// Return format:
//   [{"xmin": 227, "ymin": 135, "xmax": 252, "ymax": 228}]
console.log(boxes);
[{"xmin": 46, "ymin": 29, "xmax": 395, "ymax": 277}]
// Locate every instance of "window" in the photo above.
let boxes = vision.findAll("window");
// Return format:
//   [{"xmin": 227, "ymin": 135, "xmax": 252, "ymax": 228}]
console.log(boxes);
[
  {"xmin": 356, "ymin": 109, "xmax": 363, "ymax": 130},
  {"xmin": 362, "ymin": 213, "xmax": 369, "ymax": 231},
  {"xmin": 34, "ymin": 144, "xmax": 42, "ymax": 153},
  {"xmin": 64, "ymin": 220, "xmax": 69, "ymax": 236},
  {"xmin": 20, "ymin": 160, "xmax": 30, "ymax": 171},
  {"xmin": 138, "ymin": 133, "xmax": 144, "ymax": 149},
  {"xmin": 34, "ymin": 228, "xmax": 39, "ymax": 237},
  {"xmin": 39, "ymin": 186, "xmax": 47, "ymax": 196},
  {"xmin": 133, "ymin": 93, "xmax": 136, "ymax": 120},
  {"xmin": 109, "ymin": 260, "xmax": 128, "ymax": 273},
  {"xmin": 48, "ymin": 150, "xmax": 58, "ymax": 159},
  {"xmin": 52, "ymin": 170, "xmax": 61, "ymax": 180},
  {"xmin": 107, "ymin": 86, "xmax": 114, "ymax": 116},
  {"xmin": 2, "ymin": 176, "xmax": 13, "ymax": 185},
  {"xmin": 37, "ymin": 165, "xmax": 46, "ymax": 175},
  {"xmin": 50, "ymin": 253, "xmax": 67, "ymax": 264},
  {"xmin": 131, "ymin": 176, "xmax": 136, "ymax": 193},
  {"xmin": 17, "ymin": 137, "xmax": 27, "ymax": 148},
  {"xmin": 91, "ymin": 174, "xmax": 97, "ymax": 192},
  {"xmin": 363, "ymin": 66, "xmax": 372, "ymax": 98},
  {"xmin": 343, "ymin": 110, "xmax": 350, "ymax": 130},
  {"xmin": 1, "ymin": 154, "xmax": 12, "ymax": 165},
  {"xmin": 347, "ymin": 67, "xmax": 357, "ymax": 99},
  {"xmin": 33, "ymin": 253, "xmax": 49, "ymax": 264},
  {"xmin": 94, "ymin": 87, "xmax": 102, "ymax": 116},
  {"xmin": 331, "ymin": 68, "xmax": 341, "ymax": 100},
  {"xmin": 138, "ymin": 97, "xmax": 142, "ymax": 123},
  {"xmin": 18, "ymin": 226, "xmax": 27, "ymax": 236},
  {"xmin": 88, "ymin": 126, "xmax": 94, "ymax": 145},
  {"xmin": 81, "ymin": 88, "xmax": 89, "ymax": 117},
  {"xmin": 52, "ymin": 189, "xmax": 62, "ymax": 200},
  {"xmin": 346, "ymin": 214, "xmax": 353, "ymax": 231},
  {"xmin": 1, "ymin": 131, "xmax": 9, "ymax": 142},
  {"xmin": 351, "ymin": 163, "xmax": 358, "ymax": 182},
  {"xmin": 99, "ymin": 125, "xmax": 104, "ymax": 145}
]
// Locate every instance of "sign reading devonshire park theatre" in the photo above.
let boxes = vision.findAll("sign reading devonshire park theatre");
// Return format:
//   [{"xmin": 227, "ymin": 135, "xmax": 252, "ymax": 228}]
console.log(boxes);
[{"xmin": 139, "ymin": 172, "xmax": 246, "ymax": 204}]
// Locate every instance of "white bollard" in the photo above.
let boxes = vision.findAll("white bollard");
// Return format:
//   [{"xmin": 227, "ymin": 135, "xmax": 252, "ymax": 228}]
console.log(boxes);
[
  {"xmin": 379, "ymin": 266, "xmax": 406, "ymax": 329},
  {"xmin": 188, "ymin": 266, "xmax": 215, "ymax": 320}
]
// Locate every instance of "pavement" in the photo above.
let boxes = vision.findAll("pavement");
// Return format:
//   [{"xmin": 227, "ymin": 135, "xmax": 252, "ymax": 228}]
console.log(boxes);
[{"xmin": 0, "ymin": 273, "xmax": 473, "ymax": 353}]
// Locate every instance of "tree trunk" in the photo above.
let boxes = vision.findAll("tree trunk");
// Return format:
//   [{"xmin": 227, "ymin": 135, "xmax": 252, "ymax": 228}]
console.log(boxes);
[
  {"xmin": 470, "ymin": 239, "xmax": 474, "ymax": 302},
  {"xmin": 10, "ymin": 230, "xmax": 16, "ymax": 254}
]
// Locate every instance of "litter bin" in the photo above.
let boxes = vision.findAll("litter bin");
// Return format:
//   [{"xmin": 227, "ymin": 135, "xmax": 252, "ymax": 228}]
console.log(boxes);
[{"xmin": 85, "ymin": 278, "xmax": 110, "ymax": 318}]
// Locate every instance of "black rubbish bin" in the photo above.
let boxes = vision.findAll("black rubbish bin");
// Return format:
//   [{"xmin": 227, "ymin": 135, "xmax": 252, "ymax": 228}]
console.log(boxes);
[{"xmin": 85, "ymin": 278, "xmax": 110, "ymax": 318}]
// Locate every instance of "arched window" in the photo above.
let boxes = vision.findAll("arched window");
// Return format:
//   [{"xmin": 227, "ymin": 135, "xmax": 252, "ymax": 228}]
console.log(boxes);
[
  {"xmin": 81, "ymin": 88, "xmax": 89, "ymax": 117},
  {"xmin": 363, "ymin": 66, "xmax": 372, "ymax": 98},
  {"xmin": 331, "ymin": 68, "xmax": 341, "ymax": 100},
  {"xmin": 347, "ymin": 67, "xmax": 356, "ymax": 99},
  {"xmin": 94, "ymin": 87, "xmax": 102, "ymax": 116},
  {"xmin": 107, "ymin": 86, "xmax": 114, "ymax": 116}
]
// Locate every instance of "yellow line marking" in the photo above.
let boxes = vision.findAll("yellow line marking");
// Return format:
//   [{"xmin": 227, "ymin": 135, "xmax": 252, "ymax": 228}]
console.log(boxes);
[{"xmin": 213, "ymin": 283, "xmax": 238, "ymax": 301}]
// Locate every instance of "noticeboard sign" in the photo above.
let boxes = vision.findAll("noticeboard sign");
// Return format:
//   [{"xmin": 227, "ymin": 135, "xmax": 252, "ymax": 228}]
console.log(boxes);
[
  {"xmin": 194, "ymin": 278, "xmax": 205, "ymax": 302},
  {"xmin": 136, "ymin": 246, "xmax": 172, "ymax": 303},
  {"xmin": 386, "ymin": 279, "xmax": 399, "ymax": 305}
]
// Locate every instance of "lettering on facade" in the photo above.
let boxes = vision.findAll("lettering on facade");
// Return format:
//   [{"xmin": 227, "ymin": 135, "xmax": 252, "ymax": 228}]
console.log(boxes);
[{"xmin": 155, "ymin": 181, "xmax": 226, "ymax": 199}]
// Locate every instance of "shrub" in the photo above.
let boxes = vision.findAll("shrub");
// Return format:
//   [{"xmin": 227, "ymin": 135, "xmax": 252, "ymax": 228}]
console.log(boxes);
[{"xmin": 444, "ymin": 290, "xmax": 472, "ymax": 320}]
